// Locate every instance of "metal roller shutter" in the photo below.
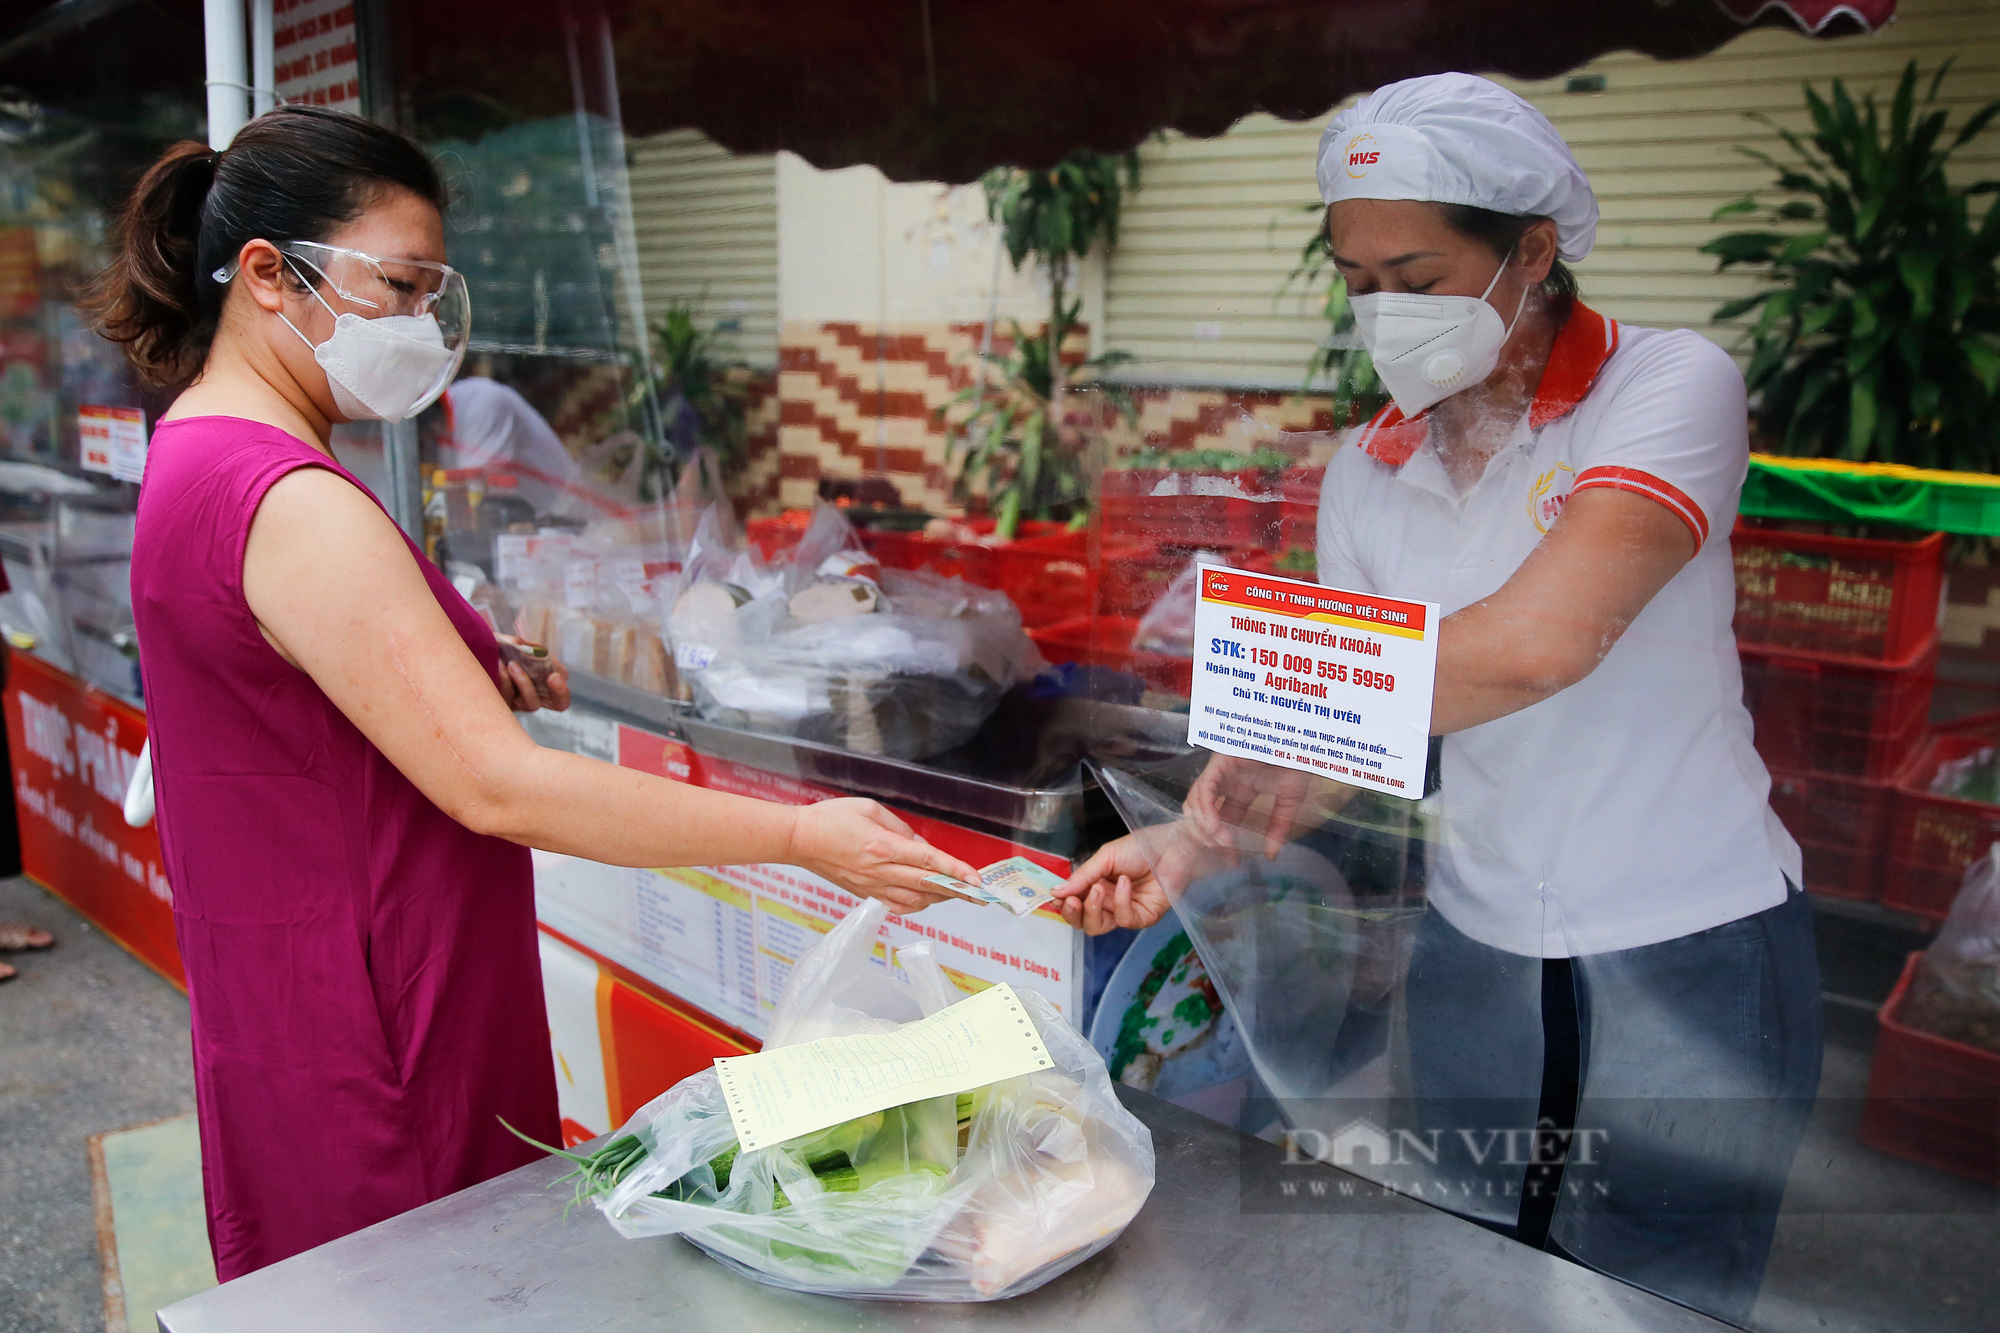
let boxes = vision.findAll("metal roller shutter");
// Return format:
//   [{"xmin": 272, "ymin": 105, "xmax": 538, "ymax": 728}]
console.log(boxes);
[
  {"xmin": 1103, "ymin": 0, "xmax": 2000, "ymax": 387},
  {"xmin": 627, "ymin": 130, "xmax": 780, "ymax": 369}
]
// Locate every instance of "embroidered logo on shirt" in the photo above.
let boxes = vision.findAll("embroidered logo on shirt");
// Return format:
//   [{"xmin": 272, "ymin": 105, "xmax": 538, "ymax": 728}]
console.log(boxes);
[{"xmin": 1527, "ymin": 464, "xmax": 1576, "ymax": 534}]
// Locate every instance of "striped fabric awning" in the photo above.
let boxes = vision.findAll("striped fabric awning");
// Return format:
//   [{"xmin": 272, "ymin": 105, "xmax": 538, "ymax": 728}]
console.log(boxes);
[{"xmin": 1714, "ymin": 0, "xmax": 1900, "ymax": 33}]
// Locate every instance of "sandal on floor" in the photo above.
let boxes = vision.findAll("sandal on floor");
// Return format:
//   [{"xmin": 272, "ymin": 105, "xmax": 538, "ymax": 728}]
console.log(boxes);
[{"xmin": 0, "ymin": 924, "xmax": 54, "ymax": 951}]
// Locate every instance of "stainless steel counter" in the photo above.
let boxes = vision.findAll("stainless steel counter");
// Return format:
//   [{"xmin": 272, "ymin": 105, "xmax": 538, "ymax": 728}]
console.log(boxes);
[
  {"xmin": 156, "ymin": 1090, "xmax": 1729, "ymax": 1333},
  {"xmin": 564, "ymin": 669, "xmax": 1194, "ymax": 837}
]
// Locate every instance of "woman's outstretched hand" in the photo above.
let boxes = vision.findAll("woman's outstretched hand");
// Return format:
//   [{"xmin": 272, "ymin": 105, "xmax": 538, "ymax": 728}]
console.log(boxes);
[
  {"xmin": 1053, "ymin": 833, "xmax": 1174, "ymax": 935},
  {"xmin": 1054, "ymin": 819, "xmax": 1237, "ymax": 936},
  {"xmin": 1185, "ymin": 754, "xmax": 1314, "ymax": 860},
  {"xmin": 787, "ymin": 798, "xmax": 982, "ymax": 915}
]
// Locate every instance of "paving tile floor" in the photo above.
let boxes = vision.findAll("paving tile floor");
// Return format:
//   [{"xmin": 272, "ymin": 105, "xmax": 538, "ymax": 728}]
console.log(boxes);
[
  {"xmin": 0, "ymin": 878, "xmax": 195, "ymax": 1333},
  {"xmin": 96, "ymin": 1114, "xmax": 215, "ymax": 1332}
]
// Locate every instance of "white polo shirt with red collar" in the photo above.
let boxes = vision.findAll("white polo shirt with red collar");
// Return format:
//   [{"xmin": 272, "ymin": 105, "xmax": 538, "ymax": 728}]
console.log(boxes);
[{"xmin": 1316, "ymin": 303, "xmax": 1801, "ymax": 958}]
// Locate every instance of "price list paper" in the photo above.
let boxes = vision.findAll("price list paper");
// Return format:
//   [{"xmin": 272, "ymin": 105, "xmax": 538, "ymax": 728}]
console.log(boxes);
[
  {"xmin": 1189, "ymin": 564, "xmax": 1440, "ymax": 799},
  {"xmin": 714, "ymin": 983, "xmax": 1053, "ymax": 1152}
]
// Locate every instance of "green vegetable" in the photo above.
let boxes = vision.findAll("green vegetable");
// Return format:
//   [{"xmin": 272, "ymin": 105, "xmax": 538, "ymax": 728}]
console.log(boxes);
[{"xmin": 507, "ymin": 1093, "xmax": 964, "ymax": 1218}]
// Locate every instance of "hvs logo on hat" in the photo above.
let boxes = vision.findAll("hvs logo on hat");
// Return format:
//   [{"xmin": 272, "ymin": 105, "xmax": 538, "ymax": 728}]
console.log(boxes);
[{"xmin": 1345, "ymin": 133, "xmax": 1381, "ymax": 177}]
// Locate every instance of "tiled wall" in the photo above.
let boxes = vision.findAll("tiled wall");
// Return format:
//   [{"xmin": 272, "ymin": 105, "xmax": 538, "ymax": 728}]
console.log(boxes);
[
  {"xmin": 771, "ymin": 319, "xmax": 1342, "ymax": 515},
  {"xmin": 728, "ymin": 370, "xmax": 783, "ymax": 511}
]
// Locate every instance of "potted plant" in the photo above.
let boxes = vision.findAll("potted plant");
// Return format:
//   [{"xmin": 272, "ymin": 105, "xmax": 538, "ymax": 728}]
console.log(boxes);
[
  {"xmin": 1703, "ymin": 61, "xmax": 2000, "ymax": 470},
  {"xmin": 945, "ymin": 150, "xmax": 1141, "ymax": 539}
]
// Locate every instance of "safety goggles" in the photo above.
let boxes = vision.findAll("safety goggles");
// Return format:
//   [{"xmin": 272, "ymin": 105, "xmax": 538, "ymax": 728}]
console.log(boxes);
[{"xmin": 213, "ymin": 239, "xmax": 472, "ymax": 351}]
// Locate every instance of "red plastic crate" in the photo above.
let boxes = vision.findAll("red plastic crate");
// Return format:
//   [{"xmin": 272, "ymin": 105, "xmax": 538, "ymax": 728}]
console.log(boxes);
[
  {"xmin": 1883, "ymin": 731, "xmax": 2000, "ymax": 920},
  {"xmin": 918, "ymin": 540, "xmax": 1001, "ymax": 588},
  {"xmin": 1740, "ymin": 637, "xmax": 1937, "ymax": 780},
  {"xmin": 1279, "ymin": 465, "xmax": 1325, "ymax": 507},
  {"xmin": 745, "ymin": 510, "xmax": 813, "ymax": 561},
  {"xmin": 959, "ymin": 517, "xmax": 1069, "ymax": 542},
  {"xmin": 1857, "ymin": 952, "xmax": 2000, "ymax": 1187},
  {"xmin": 1767, "ymin": 766, "xmax": 1895, "ymax": 901},
  {"xmin": 994, "ymin": 531, "xmax": 1094, "ymax": 628},
  {"xmin": 1029, "ymin": 615, "xmax": 1192, "ymax": 696},
  {"xmin": 1099, "ymin": 544, "xmax": 1194, "ymax": 620},
  {"xmin": 858, "ymin": 526, "xmax": 921, "ymax": 570},
  {"xmin": 1100, "ymin": 470, "xmax": 1282, "ymax": 548},
  {"xmin": 1731, "ymin": 522, "xmax": 1945, "ymax": 664}
]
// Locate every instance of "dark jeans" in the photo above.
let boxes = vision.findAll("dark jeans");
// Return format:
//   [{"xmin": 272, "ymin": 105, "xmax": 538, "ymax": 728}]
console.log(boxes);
[{"xmin": 1406, "ymin": 885, "xmax": 1823, "ymax": 1327}]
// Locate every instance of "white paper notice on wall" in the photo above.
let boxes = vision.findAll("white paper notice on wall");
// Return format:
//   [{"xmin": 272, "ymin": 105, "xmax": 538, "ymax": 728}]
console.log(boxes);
[
  {"xmin": 78, "ymin": 406, "xmax": 146, "ymax": 483},
  {"xmin": 1188, "ymin": 564, "xmax": 1439, "ymax": 799}
]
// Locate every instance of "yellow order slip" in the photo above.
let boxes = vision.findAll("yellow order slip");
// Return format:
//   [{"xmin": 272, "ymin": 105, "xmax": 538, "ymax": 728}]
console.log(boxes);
[{"xmin": 714, "ymin": 983, "xmax": 1054, "ymax": 1152}]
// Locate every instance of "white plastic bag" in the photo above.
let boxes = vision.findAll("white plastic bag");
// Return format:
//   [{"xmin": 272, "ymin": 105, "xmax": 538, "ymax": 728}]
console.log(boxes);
[
  {"xmin": 1131, "ymin": 551, "xmax": 1229, "ymax": 657},
  {"xmin": 1905, "ymin": 842, "xmax": 2000, "ymax": 1054},
  {"xmin": 574, "ymin": 899, "xmax": 1155, "ymax": 1301}
]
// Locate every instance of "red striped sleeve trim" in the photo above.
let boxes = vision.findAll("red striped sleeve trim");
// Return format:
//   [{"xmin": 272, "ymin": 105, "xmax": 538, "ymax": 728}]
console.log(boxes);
[{"xmin": 1572, "ymin": 465, "xmax": 1710, "ymax": 547}]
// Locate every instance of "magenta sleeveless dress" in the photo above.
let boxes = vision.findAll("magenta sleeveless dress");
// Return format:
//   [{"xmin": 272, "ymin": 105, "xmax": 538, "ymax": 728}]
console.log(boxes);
[{"xmin": 131, "ymin": 416, "xmax": 558, "ymax": 1280}]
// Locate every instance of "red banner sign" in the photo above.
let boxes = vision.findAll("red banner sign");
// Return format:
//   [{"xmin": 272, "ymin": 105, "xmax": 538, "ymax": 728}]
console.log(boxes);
[{"xmin": 5, "ymin": 652, "xmax": 181, "ymax": 987}]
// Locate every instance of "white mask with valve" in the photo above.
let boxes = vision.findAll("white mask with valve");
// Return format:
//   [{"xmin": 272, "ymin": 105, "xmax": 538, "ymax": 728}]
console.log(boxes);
[{"xmin": 1349, "ymin": 247, "xmax": 1529, "ymax": 419}]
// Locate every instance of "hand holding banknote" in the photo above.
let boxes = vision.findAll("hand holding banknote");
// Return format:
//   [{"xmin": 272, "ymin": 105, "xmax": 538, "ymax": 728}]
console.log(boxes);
[
  {"xmin": 1053, "ymin": 821, "xmax": 1231, "ymax": 936},
  {"xmin": 788, "ymin": 798, "xmax": 983, "ymax": 915},
  {"xmin": 923, "ymin": 856, "xmax": 1068, "ymax": 916}
]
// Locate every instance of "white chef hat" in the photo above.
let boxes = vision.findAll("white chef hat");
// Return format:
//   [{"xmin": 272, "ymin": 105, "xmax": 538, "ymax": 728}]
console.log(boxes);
[{"xmin": 1317, "ymin": 72, "xmax": 1598, "ymax": 262}]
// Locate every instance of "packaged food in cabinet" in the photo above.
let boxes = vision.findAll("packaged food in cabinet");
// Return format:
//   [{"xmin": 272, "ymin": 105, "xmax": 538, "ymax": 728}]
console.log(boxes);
[{"xmin": 667, "ymin": 503, "xmax": 1041, "ymax": 759}]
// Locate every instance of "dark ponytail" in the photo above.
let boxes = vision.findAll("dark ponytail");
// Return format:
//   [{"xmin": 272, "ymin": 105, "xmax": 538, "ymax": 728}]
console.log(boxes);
[{"xmin": 87, "ymin": 105, "xmax": 444, "ymax": 391}]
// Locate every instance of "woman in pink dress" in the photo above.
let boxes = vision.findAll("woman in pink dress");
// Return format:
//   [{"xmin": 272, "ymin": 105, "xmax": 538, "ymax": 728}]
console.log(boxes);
[{"xmin": 89, "ymin": 106, "xmax": 976, "ymax": 1282}]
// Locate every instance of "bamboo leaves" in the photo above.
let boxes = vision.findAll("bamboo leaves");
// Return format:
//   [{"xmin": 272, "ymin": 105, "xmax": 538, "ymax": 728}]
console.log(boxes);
[{"xmin": 1704, "ymin": 61, "xmax": 2000, "ymax": 471}]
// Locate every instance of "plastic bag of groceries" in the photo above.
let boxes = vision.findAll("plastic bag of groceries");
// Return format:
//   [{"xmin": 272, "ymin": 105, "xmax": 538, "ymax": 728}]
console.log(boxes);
[
  {"xmin": 1904, "ymin": 842, "xmax": 2000, "ymax": 1055},
  {"xmin": 562, "ymin": 899, "xmax": 1154, "ymax": 1300},
  {"xmin": 1130, "ymin": 550, "xmax": 1230, "ymax": 657},
  {"xmin": 667, "ymin": 502, "xmax": 1041, "ymax": 759}
]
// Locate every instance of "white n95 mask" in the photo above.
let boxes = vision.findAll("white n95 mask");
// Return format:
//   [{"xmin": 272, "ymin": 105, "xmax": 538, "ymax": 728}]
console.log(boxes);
[
  {"xmin": 280, "ymin": 307, "xmax": 458, "ymax": 423},
  {"xmin": 269, "ymin": 251, "xmax": 465, "ymax": 423},
  {"xmin": 310, "ymin": 311, "xmax": 457, "ymax": 422},
  {"xmin": 1349, "ymin": 250, "xmax": 1528, "ymax": 418}
]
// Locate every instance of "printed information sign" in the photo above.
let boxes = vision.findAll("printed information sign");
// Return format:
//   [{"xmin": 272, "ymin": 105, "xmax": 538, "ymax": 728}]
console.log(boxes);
[
  {"xmin": 78, "ymin": 405, "xmax": 146, "ymax": 483},
  {"xmin": 1189, "ymin": 564, "xmax": 1439, "ymax": 798},
  {"xmin": 525, "ymin": 713, "xmax": 1083, "ymax": 1040}
]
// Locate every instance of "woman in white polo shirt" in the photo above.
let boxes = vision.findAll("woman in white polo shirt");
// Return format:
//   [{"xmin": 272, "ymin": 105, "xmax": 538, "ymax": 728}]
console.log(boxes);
[{"xmin": 1057, "ymin": 73, "xmax": 1820, "ymax": 1324}]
